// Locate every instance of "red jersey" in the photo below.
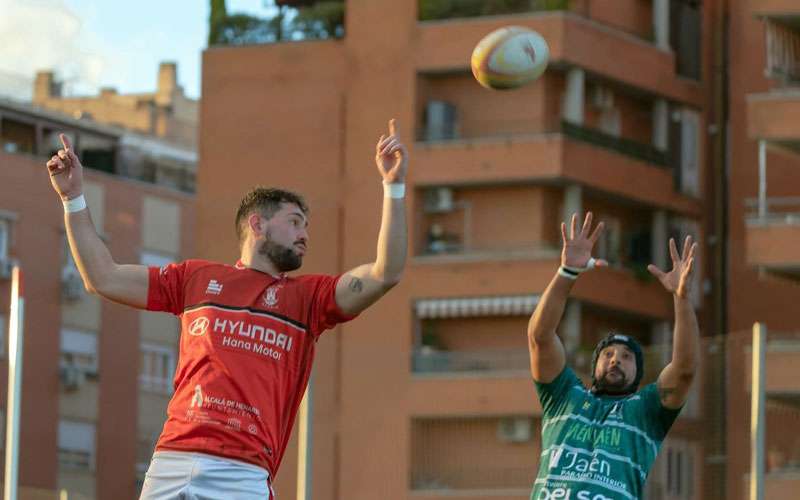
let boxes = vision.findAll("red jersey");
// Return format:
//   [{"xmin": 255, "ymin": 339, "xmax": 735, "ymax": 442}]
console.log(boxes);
[{"xmin": 146, "ymin": 259, "xmax": 355, "ymax": 476}]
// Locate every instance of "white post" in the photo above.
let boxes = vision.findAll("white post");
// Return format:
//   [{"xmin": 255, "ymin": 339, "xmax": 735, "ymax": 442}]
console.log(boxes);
[
  {"xmin": 563, "ymin": 184, "xmax": 583, "ymax": 228},
  {"xmin": 652, "ymin": 210, "xmax": 668, "ymax": 270},
  {"xmin": 563, "ymin": 68, "xmax": 585, "ymax": 125},
  {"xmin": 652, "ymin": 99, "xmax": 669, "ymax": 150},
  {"xmin": 750, "ymin": 322, "xmax": 766, "ymax": 500},
  {"xmin": 653, "ymin": 0, "xmax": 670, "ymax": 50},
  {"xmin": 561, "ymin": 301, "xmax": 582, "ymax": 361},
  {"xmin": 296, "ymin": 381, "xmax": 313, "ymax": 500},
  {"xmin": 4, "ymin": 266, "xmax": 24, "ymax": 500},
  {"xmin": 758, "ymin": 140, "xmax": 767, "ymax": 219}
]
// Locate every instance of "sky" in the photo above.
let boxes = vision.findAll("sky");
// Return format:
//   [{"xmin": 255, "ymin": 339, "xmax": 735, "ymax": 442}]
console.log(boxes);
[{"xmin": 0, "ymin": 0, "xmax": 273, "ymax": 101}]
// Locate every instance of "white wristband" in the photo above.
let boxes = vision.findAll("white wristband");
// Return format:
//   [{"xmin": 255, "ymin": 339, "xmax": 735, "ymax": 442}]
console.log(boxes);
[
  {"xmin": 558, "ymin": 267, "xmax": 579, "ymax": 280},
  {"xmin": 63, "ymin": 194, "xmax": 87, "ymax": 213},
  {"xmin": 383, "ymin": 182, "xmax": 405, "ymax": 199},
  {"xmin": 563, "ymin": 257, "xmax": 596, "ymax": 274}
]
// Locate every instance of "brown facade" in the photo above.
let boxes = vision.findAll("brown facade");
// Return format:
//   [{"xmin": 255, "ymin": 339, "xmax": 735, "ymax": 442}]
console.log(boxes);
[
  {"xmin": 197, "ymin": 2, "xmax": 717, "ymax": 499},
  {"xmin": 0, "ymin": 97, "xmax": 194, "ymax": 498}
]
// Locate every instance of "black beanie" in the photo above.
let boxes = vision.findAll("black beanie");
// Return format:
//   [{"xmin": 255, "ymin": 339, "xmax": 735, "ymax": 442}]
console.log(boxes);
[{"xmin": 590, "ymin": 333, "xmax": 644, "ymax": 395}]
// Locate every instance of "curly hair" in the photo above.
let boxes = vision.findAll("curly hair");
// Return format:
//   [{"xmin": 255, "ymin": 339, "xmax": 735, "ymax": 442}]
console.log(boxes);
[{"xmin": 235, "ymin": 187, "xmax": 308, "ymax": 244}]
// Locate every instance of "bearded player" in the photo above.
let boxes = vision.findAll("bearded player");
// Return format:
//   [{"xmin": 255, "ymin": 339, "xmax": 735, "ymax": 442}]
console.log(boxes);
[
  {"xmin": 527, "ymin": 213, "xmax": 699, "ymax": 500},
  {"xmin": 46, "ymin": 120, "xmax": 409, "ymax": 499}
]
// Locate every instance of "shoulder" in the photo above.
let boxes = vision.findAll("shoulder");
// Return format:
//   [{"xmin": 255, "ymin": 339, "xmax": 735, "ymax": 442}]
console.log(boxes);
[{"xmin": 288, "ymin": 273, "xmax": 342, "ymax": 288}]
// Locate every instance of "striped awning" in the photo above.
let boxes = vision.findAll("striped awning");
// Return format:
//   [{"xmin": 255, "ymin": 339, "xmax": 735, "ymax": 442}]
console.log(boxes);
[{"xmin": 415, "ymin": 295, "xmax": 540, "ymax": 319}]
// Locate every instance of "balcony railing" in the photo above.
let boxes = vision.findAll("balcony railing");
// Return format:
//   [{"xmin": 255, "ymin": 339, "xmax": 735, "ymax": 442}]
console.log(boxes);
[
  {"xmin": 412, "ymin": 348, "xmax": 529, "ymax": 374},
  {"xmin": 561, "ymin": 120, "xmax": 670, "ymax": 167},
  {"xmin": 766, "ymin": 20, "xmax": 800, "ymax": 84},
  {"xmin": 412, "ymin": 466, "xmax": 534, "ymax": 491},
  {"xmin": 745, "ymin": 196, "xmax": 800, "ymax": 225}
]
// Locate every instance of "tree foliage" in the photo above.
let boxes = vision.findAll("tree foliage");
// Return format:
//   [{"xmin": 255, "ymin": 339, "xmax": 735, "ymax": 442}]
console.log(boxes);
[
  {"xmin": 419, "ymin": 0, "xmax": 569, "ymax": 21},
  {"xmin": 208, "ymin": 0, "xmax": 344, "ymax": 46}
]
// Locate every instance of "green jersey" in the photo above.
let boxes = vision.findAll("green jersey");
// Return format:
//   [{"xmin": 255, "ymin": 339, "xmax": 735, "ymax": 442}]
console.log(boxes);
[{"xmin": 531, "ymin": 367, "xmax": 681, "ymax": 500}]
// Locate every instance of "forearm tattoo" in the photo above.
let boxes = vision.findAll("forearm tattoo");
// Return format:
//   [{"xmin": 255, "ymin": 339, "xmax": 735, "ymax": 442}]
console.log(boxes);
[{"xmin": 348, "ymin": 278, "xmax": 364, "ymax": 293}]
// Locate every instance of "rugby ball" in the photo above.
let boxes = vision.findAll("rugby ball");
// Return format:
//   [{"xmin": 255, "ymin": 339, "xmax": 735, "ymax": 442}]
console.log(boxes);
[{"xmin": 471, "ymin": 26, "xmax": 550, "ymax": 90}]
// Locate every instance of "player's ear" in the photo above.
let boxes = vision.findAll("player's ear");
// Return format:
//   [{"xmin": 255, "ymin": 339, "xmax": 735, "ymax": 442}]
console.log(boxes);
[{"xmin": 248, "ymin": 213, "xmax": 264, "ymax": 236}]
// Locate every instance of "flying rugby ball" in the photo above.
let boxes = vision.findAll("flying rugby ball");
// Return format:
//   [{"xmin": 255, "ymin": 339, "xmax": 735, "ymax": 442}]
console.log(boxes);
[{"xmin": 471, "ymin": 26, "xmax": 550, "ymax": 90}]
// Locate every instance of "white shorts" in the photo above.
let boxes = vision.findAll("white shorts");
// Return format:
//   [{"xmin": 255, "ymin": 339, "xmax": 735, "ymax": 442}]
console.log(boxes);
[{"xmin": 139, "ymin": 451, "xmax": 275, "ymax": 500}]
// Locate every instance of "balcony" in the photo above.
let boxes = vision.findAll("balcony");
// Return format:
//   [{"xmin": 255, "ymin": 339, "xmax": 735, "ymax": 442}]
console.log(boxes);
[
  {"xmin": 746, "ymin": 197, "xmax": 800, "ymax": 280},
  {"xmin": 415, "ymin": 12, "xmax": 701, "ymax": 105},
  {"xmin": 413, "ymin": 135, "xmax": 699, "ymax": 217},
  {"xmin": 752, "ymin": 1, "xmax": 800, "ymax": 19},
  {"xmin": 744, "ymin": 336, "xmax": 800, "ymax": 393},
  {"xmin": 412, "ymin": 349, "xmax": 529, "ymax": 376},
  {"xmin": 748, "ymin": 91, "xmax": 800, "ymax": 142}
]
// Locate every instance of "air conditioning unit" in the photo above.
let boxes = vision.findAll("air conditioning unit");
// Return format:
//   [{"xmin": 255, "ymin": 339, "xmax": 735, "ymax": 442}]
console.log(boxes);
[
  {"xmin": 0, "ymin": 258, "xmax": 12, "ymax": 280},
  {"xmin": 61, "ymin": 266, "xmax": 84, "ymax": 301},
  {"xmin": 497, "ymin": 417, "xmax": 532, "ymax": 443},
  {"xmin": 422, "ymin": 187, "xmax": 454, "ymax": 214},
  {"xmin": 591, "ymin": 85, "xmax": 614, "ymax": 110},
  {"xmin": 59, "ymin": 362, "xmax": 86, "ymax": 391}
]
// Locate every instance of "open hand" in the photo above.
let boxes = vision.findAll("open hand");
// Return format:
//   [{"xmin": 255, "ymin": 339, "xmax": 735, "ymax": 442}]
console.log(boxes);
[
  {"xmin": 647, "ymin": 236, "xmax": 697, "ymax": 298},
  {"xmin": 561, "ymin": 212, "xmax": 608, "ymax": 269}
]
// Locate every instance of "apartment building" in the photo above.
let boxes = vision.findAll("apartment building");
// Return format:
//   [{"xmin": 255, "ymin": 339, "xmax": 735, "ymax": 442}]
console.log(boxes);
[
  {"xmin": 0, "ymin": 86, "xmax": 194, "ymax": 498},
  {"xmin": 195, "ymin": 1, "xmax": 729, "ymax": 498}
]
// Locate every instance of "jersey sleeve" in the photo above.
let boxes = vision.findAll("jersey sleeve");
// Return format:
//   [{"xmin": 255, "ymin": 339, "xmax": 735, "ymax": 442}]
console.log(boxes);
[
  {"xmin": 640, "ymin": 382, "xmax": 683, "ymax": 439},
  {"xmin": 534, "ymin": 366, "xmax": 582, "ymax": 418},
  {"xmin": 147, "ymin": 261, "xmax": 191, "ymax": 315},
  {"xmin": 306, "ymin": 274, "xmax": 358, "ymax": 336}
]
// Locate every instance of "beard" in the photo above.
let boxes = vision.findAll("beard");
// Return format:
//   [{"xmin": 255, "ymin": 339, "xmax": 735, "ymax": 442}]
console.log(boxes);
[
  {"xmin": 258, "ymin": 236, "xmax": 303, "ymax": 272},
  {"xmin": 595, "ymin": 367, "xmax": 632, "ymax": 395}
]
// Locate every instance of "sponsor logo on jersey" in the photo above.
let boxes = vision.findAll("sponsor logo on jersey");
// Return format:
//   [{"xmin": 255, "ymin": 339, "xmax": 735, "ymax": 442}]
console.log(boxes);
[
  {"xmin": 206, "ymin": 279, "xmax": 224, "ymax": 295},
  {"xmin": 191, "ymin": 384, "xmax": 204, "ymax": 408},
  {"xmin": 188, "ymin": 317, "xmax": 210, "ymax": 336},
  {"xmin": 536, "ymin": 488, "xmax": 615, "ymax": 500}
]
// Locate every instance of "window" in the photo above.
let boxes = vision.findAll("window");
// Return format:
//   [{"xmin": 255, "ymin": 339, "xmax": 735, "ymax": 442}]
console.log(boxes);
[
  {"xmin": 60, "ymin": 329, "xmax": 98, "ymax": 375},
  {"xmin": 58, "ymin": 420, "xmax": 95, "ymax": 470},
  {"xmin": 140, "ymin": 343, "xmax": 176, "ymax": 394},
  {"xmin": 140, "ymin": 251, "xmax": 174, "ymax": 268}
]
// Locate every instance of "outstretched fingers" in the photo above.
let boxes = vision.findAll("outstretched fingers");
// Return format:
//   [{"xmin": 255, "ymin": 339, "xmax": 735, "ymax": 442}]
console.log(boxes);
[
  {"xmin": 561, "ymin": 222, "xmax": 568, "ymax": 244},
  {"xmin": 569, "ymin": 213, "xmax": 578, "ymax": 240},
  {"xmin": 589, "ymin": 220, "xmax": 604, "ymax": 244},
  {"xmin": 580, "ymin": 212, "xmax": 593, "ymax": 238},
  {"xmin": 647, "ymin": 263, "xmax": 666, "ymax": 280}
]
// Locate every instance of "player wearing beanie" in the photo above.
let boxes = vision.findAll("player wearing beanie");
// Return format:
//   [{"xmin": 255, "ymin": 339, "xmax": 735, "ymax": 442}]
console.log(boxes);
[{"xmin": 526, "ymin": 213, "xmax": 700, "ymax": 500}]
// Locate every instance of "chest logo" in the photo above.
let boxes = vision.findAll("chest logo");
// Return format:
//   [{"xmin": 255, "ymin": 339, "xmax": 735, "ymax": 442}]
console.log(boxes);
[
  {"xmin": 206, "ymin": 279, "xmax": 223, "ymax": 295},
  {"xmin": 262, "ymin": 285, "xmax": 282, "ymax": 308},
  {"xmin": 188, "ymin": 317, "xmax": 210, "ymax": 336}
]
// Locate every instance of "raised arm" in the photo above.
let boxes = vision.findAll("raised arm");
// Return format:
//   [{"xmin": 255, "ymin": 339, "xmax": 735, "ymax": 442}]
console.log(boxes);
[
  {"xmin": 335, "ymin": 119, "xmax": 408, "ymax": 316},
  {"xmin": 649, "ymin": 236, "xmax": 700, "ymax": 409},
  {"xmin": 529, "ymin": 213, "xmax": 606, "ymax": 383},
  {"xmin": 47, "ymin": 134, "xmax": 149, "ymax": 309}
]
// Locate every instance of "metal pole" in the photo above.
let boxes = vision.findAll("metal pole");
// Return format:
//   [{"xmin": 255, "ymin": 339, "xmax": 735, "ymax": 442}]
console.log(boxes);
[
  {"xmin": 4, "ymin": 266, "xmax": 24, "ymax": 500},
  {"xmin": 296, "ymin": 378, "xmax": 313, "ymax": 500},
  {"xmin": 750, "ymin": 322, "xmax": 766, "ymax": 500}
]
